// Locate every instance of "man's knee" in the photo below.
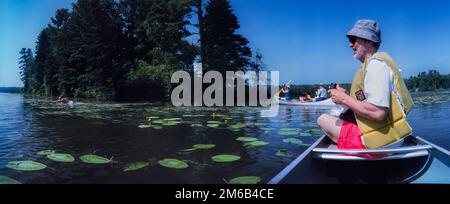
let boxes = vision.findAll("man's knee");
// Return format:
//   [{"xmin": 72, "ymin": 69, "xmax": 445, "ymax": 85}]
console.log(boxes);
[{"xmin": 317, "ymin": 114, "xmax": 330, "ymax": 128}]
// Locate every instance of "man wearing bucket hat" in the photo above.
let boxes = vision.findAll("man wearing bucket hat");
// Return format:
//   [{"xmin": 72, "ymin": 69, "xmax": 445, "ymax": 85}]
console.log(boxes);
[{"xmin": 317, "ymin": 19, "xmax": 414, "ymax": 156}]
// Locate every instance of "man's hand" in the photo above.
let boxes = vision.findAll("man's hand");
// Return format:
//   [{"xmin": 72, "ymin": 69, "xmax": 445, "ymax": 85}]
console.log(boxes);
[{"xmin": 328, "ymin": 84, "xmax": 350, "ymax": 105}]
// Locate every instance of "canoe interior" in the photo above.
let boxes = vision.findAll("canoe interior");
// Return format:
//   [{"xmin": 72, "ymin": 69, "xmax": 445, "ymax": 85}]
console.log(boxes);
[{"xmin": 270, "ymin": 136, "xmax": 450, "ymax": 184}]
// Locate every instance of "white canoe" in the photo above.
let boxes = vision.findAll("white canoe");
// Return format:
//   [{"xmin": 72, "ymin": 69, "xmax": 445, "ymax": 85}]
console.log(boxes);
[{"xmin": 275, "ymin": 97, "xmax": 336, "ymax": 107}]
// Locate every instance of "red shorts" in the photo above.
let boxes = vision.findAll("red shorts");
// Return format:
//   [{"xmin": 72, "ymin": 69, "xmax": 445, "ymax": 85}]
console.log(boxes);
[{"xmin": 338, "ymin": 121, "xmax": 387, "ymax": 159}]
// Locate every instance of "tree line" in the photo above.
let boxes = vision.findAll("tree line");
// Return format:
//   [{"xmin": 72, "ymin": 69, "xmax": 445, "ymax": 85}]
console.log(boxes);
[
  {"xmin": 18, "ymin": 0, "xmax": 263, "ymax": 101},
  {"xmin": 404, "ymin": 70, "xmax": 450, "ymax": 91}
]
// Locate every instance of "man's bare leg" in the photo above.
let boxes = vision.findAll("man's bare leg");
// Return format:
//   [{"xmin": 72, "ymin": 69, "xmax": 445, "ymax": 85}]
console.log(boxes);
[{"xmin": 317, "ymin": 114, "xmax": 343, "ymax": 143}]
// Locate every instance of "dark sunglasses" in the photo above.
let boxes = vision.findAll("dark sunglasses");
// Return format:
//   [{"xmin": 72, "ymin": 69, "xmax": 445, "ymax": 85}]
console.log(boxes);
[{"xmin": 349, "ymin": 37, "xmax": 357, "ymax": 44}]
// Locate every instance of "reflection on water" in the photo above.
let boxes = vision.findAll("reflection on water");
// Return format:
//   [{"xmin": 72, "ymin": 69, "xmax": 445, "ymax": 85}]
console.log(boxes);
[{"xmin": 0, "ymin": 92, "xmax": 449, "ymax": 184}]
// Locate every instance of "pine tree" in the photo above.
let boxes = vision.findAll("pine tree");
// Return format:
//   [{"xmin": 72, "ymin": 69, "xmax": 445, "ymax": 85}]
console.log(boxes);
[
  {"xmin": 203, "ymin": 0, "xmax": 252, "ymax": 74},
  {"xmin": 18, "ymin": 48, "xmax": 35, "ymax": 93}
]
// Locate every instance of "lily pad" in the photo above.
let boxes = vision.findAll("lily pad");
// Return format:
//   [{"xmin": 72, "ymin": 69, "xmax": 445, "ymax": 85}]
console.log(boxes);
[
  {"xmin": 0, "ymin": 176, "xmax": 21, "ymax": 184},
  {"xmin": 212, "ymin": 154, "xmax": 241, "ymax": 163},
  {"xmin": 123, "ymin": 162, "xmax": 149, "ymax": 172},
  {"xmin": 207, "ymin": 121, "xmax": 222, "ymax": 124},
  {"xmin": 164, "ymin": 118, "xmax": 182, "ymax": 121},
  {"xmin": 245, "ymin": 141, "xmax": 269, "ymax": 147},
  {"xmin": 207, "ymin": 124, "xmax": 220, "ymax": 128},
  {"xmin": 138, "ymin": 124, "xmax": 152, "ymax": 129},
  {"xmin": 180, "ymin": 147, "xmax": 198, "ymax": 152},
  {"xmin": 47, "ymin": 153, "xmax": 75, "ymax": 163},
  {"xmin": 37, "ymin": 150, "xmax": 55, "ymax": 156},
  {"xmin": 228, "ymin": 123, "xmax": 246, "ymax": 129},
  {"xmin": 299, "ymin": 132, "xmax": 312, "ymax": 137},
  {"xmin": 147, "ymin": 116, "xmax": 160, "ymax": 120},
  {"xmin": 193, "ymin": 144, "xmax": 216, "ymax": 150},
  {"xmin": 308, "ymin": 128, "xmax": 323, "ymax": 135},
  {"xmin": 276, "ymin": 149, "xmax": 290, "ymax": 157},
  {"xmin": 191, "ymin": 124, "xmax": 203, "ymax": 128},
  {"xmin": 6, "ymin": 161, "xmax": 47, "ymax": 171},
  {"xmin": 283, "ymin": 138, "xmax": 303, "ymax": 145},
  {"xmin": 151, "ymin": 120, "xmax": 166, "ymax": 124},
  {"xmin": 236, "ymin": 137, "xmax": 259, "ymax": 142},
  {"xmin": 227, "ymin": 176, "xmax": 261, "ymax": 184},
  {"xmin": 278, "ymin": 128, "xmax": 301, "ymax": 136},
  {"xmin": 158, "ymin": 159, "xmax": 188, "ymax": 169},
  {"xmin": 80, "ymin": 155, "xmax": 112, "ymax": 164}
]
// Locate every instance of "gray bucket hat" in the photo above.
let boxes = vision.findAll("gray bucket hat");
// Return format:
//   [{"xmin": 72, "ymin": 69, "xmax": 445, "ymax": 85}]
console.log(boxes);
[{"xmin": 347, "ymin": 19, "xmax": 381, "ymax": 43}]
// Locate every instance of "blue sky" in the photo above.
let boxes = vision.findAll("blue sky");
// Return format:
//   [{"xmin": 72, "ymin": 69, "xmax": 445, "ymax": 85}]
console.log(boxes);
[{"xmin": 1, "ymin": 0, "xmax": 450, "ymax": 87}]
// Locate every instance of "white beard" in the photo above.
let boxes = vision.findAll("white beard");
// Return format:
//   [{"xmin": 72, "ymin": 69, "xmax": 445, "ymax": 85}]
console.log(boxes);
[{"xmin": 353, "ymin": 46, "xmax": 367, "ymax": 62}]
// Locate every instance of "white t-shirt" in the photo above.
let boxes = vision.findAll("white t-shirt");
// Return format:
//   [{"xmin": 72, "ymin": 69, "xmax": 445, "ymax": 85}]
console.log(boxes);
[{"xmin": 364, "ymin": 57, "xmax": 394, "ymax": 108}]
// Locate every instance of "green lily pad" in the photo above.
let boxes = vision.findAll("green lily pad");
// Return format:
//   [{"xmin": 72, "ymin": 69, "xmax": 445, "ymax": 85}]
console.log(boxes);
[
  {"xmin": 180, "ymin": 147, "xmax": 198, "ymax": 152},
  {"xmin": 47, "ymin": 153, "xmax": 75, "ymax": 163},
  {"xmin": 6, "ymin": 161, "xmax": 47, "ymax": 171},
  {"xmin": 308, "ymin": 128, "xmax": 323, "ymax": 135},
  {"xmin": 207, "ymin": 121, "xmax": 222, "ymax": 124},
  {"xmin": 236, "ymin": 137, "xmax": 259, "ymax": 142},
  {"xmin": 37, "ymin": 150, "xmax": 55, "ymax": 156},
  {"xmin": 138, "ymin": 124, "xmax": 152, "ymax": 129},
  {"xmin": 158, "ymin": 159, "xmax": 188, "ymax": 169},
  {"xmin": 207, "ymin": 124, "xmax": 220, "ymax": 128},
  {"xmin": 191, "ymin": 124, "xmax": 203, "ymax": 128},
  {"xmin": 228, "ymin": 123, "xmax": 246, "ymax": 129},
  {"xmin": 123, "ymin": 162, "xmax": 149, "ymax": 172},
  {"xmin": 278, "ymin": 128, "xmax": 301, "ymax": 135},
  {"xmin": 80, "ymin": 155, "xmax": 112, "ymax": 164},
  {"xmin": 193, "ymin": 144, "xmax": 216, "ymax": 150},
  {"xmin": 0, "ymin": 176, "xmax": 21, "ymax": 184},
  {"xmin": 283, "ymin": 138, "xmax": 303, "ymax": 145},
  {"xmin": 227, "ymin": 176, "xmax": 261, "ymax": 184},
  {"xmin": 212, "ymin": 155, "xmax": 241, "ymax": 163},
  {"xmin": 147, "ymin": 116, "xmax": 160, "ymax": 121},
  {"xmin": 164, "ymin": 118, "xmax": 182, "ymax": 121},
  {"xmin": 151, "ymin": 120, "xmax": 166, "ymax": 124},
  {"xmin": 299, "ymin": 132, "xmax": 312, "ymax": 137},
  {"xmin": 276, "ymin": 149, "xmax": 288, "ymax": 157},
  {"xmin": 151, "ymin": 125, "xmax": 163, "ymax": 130},
  {"xmin": 245, "ymin": 141, "xmax": 269, "ymax": 147}
]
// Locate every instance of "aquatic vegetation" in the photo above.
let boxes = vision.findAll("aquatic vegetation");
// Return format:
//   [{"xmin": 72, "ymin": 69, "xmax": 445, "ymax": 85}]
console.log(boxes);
[
  {"xmin": 164, "ymin": 118, "xmax": 182, "ymax": 121},
  {"xmin": 37, "ymin": 150, "xmax": 55, "ymax": 156},
  {"xmin": 276, "ymin": 149, "xmax": 291, "ymax": 157},
  {"xmin": 299, "ymin": 132, "xmax": 312, "ymax": 137},
  {"xmin": 278, "ymin": 128, "xmax": 301, "ymax": 136},
  {"xmin": 228, "ymin": 123, "xmax": 246, "ymax": 131},
  {"xmin": 191, "ymin": 124, "xmax": 204, "ymax": 128},
  {"xmin": 207, "ymin": 124, "xmax": 220, "ymax": 128},
  {"xmin": 308, "ymin": 128, "xmax": 323, "ymax": 135},
  {"xmin": 6, "ymin": 161, "xmax": 47, "ymax": 171},
  {"xmin": 244, "ymin": 141, "xmax": 269, "ymax": 147},
  {"xmin": 236, "ymin": 137, "xmax": 259, "ymax": 142},
  {"xmin": 123, "ymin": 162, "xmax": 150, "ymax": 172},
  {"xmin": 138, "ymin": 124, "xmax": 152, "ymax": 129},
  {"xmin": 79, "ymin": 155, "xmax": 112, "ymax": 164},
  {"xmin": 303, "ymin": 122, "xmax": 317, "ymax": 127},
  {"xmin": 225, "ymin": 176, "xmax": 261, "ymax": 184},
  {"xmin": 211, "ymin": 154, "xmax": 241, "ymax": 163},
  {"xmin": 47, "ymin": 153, "xmax": 75, "ymax": 163},
  {"xmin": 207, "ymin": 121, "xmax": 222, "ymax": 124},
  {"xmin": 0, "ymin": 176, "xmax": 21, "ymax": 184},
  {"xmin": 283, "ymin": 138, "xmax": 303, "ymax": 145},
  {"xmin": 181, "ymin": 144, "xmax": 216, "ymax": 152},
  {"xmin": 158, "ymin": 159, "xmax": 188, "ymax": 169},
  {"xmin": 193, "ymin": 144, "xmax": 216, "ymax": 149}
]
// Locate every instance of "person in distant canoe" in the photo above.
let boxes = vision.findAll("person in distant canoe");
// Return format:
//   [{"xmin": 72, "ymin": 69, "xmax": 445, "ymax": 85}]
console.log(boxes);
[
  {"xmin": 54, "ymin": 94, "xmax": 73, "ymax": 106},
  {"xmin": 277, "ymin": 85, "xmax": 291, "ymax": 101},
  {"xmin": 300, "ymin": 83, "xmax": 329, "ymax": 102},
  {"xmin": 317, "ymin": 19, "xmax": 414, "ymax": 155}
]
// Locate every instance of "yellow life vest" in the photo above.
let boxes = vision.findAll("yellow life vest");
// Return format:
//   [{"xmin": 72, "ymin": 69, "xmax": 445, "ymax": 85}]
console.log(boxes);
[{"xmin": 350, "ymin": 52, "xmax": 414, "ymax": 149}]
